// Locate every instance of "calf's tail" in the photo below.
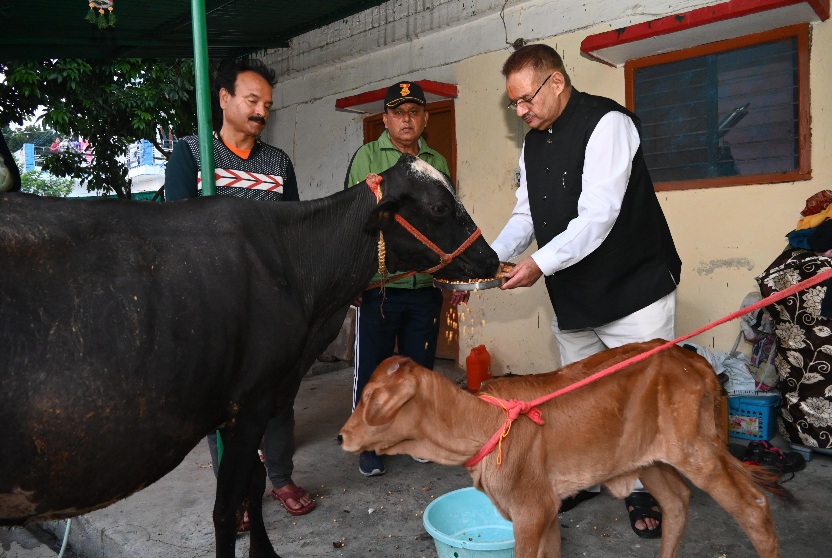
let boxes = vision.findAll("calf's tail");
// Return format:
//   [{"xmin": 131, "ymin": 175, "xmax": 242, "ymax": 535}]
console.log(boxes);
[{"xmin": 734, "ymin": 458, "xmax": 796, "ymax": 504}]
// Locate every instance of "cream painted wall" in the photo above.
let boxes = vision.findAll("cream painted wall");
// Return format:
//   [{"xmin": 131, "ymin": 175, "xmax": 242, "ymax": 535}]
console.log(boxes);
[
  {"xmin": 455, "ymin": 23, "xmax": 832, "ymax": 376},
  {"xmin": 260, "ymin": 0, "xmax": 829, "ymax": 375}
]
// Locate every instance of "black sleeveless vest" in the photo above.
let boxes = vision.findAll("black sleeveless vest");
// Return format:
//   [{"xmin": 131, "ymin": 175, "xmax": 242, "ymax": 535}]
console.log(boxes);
[{"xmin": 524, "ymin": 89, "xmax": 681, "ymax": 329}]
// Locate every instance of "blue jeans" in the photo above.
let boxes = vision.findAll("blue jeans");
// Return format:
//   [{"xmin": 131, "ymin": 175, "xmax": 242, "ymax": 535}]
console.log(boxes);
[{"xmin": 352, "ymin": 286, "xmax": 444, "ymax": 409}]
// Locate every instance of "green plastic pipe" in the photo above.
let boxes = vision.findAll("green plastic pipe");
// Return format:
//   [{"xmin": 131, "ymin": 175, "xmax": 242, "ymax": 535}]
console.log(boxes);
[
  {"xmin": 217, "ymin": 430, "xmax": 224, "ymax": 464},
  {"xmin": 191, "ymin": 0, "xmax": 215, "ymax": 197},
  {"xmin": 190, "ymin": 0, "xmax": 221, "ymax": 462}
]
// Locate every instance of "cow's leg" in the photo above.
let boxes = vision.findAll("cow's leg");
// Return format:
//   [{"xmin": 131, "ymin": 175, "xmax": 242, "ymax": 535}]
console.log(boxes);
[
  {"xmin": 246, "ymin": 450, "xmax": 278, "ymax": 558},
  {"xmin": 213, "ymin": 420, "xmax": 280, "ymax": 558},
  {"xmin": 638, "ymin": 464, "xmax": 690, "ymax": 558},
  {"xmin": 675, "ymin": 445, "xmax": 779, "ymax": 558},
  {"xmin": 213, "ymin": 427, "xmax": 247, "ymax": 558}
]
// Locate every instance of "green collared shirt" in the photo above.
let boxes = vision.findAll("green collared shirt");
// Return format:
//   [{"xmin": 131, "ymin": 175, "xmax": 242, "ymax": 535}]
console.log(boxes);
[{"xmin": 346, "ymin": 130, "xmax": 451, "ymax": 289}]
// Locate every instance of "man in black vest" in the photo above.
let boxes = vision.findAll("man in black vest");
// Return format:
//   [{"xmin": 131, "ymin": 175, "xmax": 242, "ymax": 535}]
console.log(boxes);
[{"xmin": 491, "ymin": 43, "xmax": 682, "ymax": 540}]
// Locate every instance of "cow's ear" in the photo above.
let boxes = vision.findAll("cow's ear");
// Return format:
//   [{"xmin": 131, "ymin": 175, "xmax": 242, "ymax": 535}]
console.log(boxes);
[
  {"xmin": 362, "ymin": 374, "xmax": 417, "ymax": 426},
  {"xmin": 364, "ymin": 195, "xmax": 400, "ymax": 233}
]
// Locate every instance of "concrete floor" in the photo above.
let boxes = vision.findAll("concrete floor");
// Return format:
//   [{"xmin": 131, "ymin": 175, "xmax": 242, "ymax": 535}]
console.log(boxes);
[{"xmin": 3, "ymin": 360, "xmax": 832, "ymax": 558}]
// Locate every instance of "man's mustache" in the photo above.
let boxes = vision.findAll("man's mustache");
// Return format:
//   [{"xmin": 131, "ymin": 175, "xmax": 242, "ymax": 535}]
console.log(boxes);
[{"xmin": 248, "ymin": 115, "xmax": 266, "ymax": 125}]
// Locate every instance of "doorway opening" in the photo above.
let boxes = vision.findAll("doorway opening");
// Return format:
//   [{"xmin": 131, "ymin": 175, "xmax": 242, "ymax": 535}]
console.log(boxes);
[{"xmin": 362, "ymin": 99, "xmax": 460, "ymax": 361}]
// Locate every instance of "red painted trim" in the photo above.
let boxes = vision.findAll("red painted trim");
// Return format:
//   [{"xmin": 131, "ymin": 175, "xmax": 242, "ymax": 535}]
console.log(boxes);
[
  {"xmin": 807, "ymin": 0, "xmax": 831, "ymax": 19},
  {"xmin": 335, "ymin": 89, "xmax": 385, "ymax": 110},
  {"xmin": 581, "ymin": 0, "xmax": 828, "ymax": 56},
  {"xmin": 417, "ymin": 80, "xmax": 459, "ymax": 99},
  {"xmin": 811, "ymin": 0, "xmax": 831, "ymax": 18},
  {"xmin": 335, "ymin": 79, "xmax": 458, "ymax": 110}
]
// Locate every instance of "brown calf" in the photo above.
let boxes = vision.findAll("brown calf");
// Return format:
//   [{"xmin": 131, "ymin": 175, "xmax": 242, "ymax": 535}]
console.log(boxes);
[{"xmin": 339, "ymin": 340, "xmax": 786, "ymax": 558}]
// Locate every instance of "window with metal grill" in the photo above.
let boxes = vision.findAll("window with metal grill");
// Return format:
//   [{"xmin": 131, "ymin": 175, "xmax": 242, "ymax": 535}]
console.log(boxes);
[{"xmin": 625, "ymin": 24, "xmax": 811, "ymax": 191}]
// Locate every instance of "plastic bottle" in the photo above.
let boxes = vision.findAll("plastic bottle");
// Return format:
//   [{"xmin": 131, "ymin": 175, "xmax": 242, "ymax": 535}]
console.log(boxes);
[{"xmin": 466, "ymin": 345, "xmax": 492, "ymax": 392}]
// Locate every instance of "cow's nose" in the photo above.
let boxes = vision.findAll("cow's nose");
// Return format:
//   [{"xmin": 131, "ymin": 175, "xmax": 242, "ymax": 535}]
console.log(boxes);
[{"xmin": 336, "ymin": 434, "xmax": 344, "ymax": 445}]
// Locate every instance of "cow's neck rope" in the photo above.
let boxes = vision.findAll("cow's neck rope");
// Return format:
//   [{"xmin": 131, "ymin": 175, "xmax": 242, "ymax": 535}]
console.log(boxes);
[
  {"xmin": 364, "ymin": 174, "xmax": 482, "ymax": 290},
  {"xmin": 463, "ymin": 266, "xmax": 832, "ymax": 468}
]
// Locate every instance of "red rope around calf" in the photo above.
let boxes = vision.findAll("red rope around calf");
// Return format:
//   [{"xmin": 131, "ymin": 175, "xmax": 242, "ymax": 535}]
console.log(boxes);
[{"xmin": 464, "ymin": 266, "xmax": 832, "ymax": 468}]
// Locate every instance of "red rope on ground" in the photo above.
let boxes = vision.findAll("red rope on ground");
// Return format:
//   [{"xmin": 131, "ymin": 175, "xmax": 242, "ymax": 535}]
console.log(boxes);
[{"xmin": 463, "ymin": 266, "xmax": 832, "ymax": 468}]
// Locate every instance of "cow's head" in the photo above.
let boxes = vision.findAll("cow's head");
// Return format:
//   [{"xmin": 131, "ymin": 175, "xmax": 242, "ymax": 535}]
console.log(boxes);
[{"xmin": 365, "ymin": 154, "xmax": 499, "ymax": 282}]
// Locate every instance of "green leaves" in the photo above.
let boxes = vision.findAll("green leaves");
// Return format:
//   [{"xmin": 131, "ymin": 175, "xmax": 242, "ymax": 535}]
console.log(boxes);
[
  {"xmin": 0, "ymin": 58, "xmax": 202, "ymax": 198},
  {"xmin": 1, "ymin": 125, "xmax": 56, "ymax": 152},
  {"xmin": 46, "ymin": 108, "xmax": 70, "ymax": 127},
  {"xmin": 20, "ymin": 167, "xmax": 74, "ymax": 197}
]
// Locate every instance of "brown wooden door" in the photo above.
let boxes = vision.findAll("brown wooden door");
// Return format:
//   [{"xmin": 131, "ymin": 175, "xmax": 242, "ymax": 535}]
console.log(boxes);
[{"xmin": 362, "ymin": 99, "xmax": 460, "ymax": 361}]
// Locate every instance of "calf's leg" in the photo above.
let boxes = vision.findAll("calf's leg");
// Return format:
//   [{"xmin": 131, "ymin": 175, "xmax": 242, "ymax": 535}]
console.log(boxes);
[
  {"xmin": 675, "ymin": 447, "xmax": 779, "ymax": 558},
  {"xmin": 512, "ymin": 506, "xmax": 561, "ymax": 558},
  {"xmin": 638, "ymin": 464, "xmax": 691, "ymax": 558}
]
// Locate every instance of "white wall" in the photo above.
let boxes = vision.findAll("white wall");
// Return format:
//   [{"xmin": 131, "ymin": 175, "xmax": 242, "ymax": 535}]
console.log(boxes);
[{"xmin": 261, "ymin": 0, "xmax": 830, "ymax": 375}]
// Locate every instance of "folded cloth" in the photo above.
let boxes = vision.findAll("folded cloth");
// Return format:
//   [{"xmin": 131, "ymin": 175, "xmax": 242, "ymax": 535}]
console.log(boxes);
[
  {"xmin": 797, "ymin": 205, "xmax": 832, "ymax": 230},
  {"xmin": 787, "ymin": 228, "xmax": 815, "ymax": 250},
  {"xmin": 808, "ymin": 220, "xmax": 832, "ymax": 252},
  {"xmin": 801, "ymin": 190, "xmax": 832, "ymax": 217}
]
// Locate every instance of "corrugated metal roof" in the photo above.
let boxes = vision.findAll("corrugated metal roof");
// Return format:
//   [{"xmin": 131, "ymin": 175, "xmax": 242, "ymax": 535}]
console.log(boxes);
[{"xmin": 0, "ymin": 0, "xmax": 388, "ymax": 60}]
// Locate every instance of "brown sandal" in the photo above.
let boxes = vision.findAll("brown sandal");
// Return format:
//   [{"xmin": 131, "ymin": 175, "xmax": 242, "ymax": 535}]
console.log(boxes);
[
  {"xmin": 271, "ymin": 485, "xmax": 316, "ymax": 516},
  {"xmin": 236, "ymin": 509, "xmax": 250, "ymax": 533}
]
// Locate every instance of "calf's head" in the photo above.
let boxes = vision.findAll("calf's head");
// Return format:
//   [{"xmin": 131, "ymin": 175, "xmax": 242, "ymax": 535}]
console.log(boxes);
[
  {"xmin": 366, "ymin": 154, "xmax": 499, "ymax": 282},
  {"xmin": 340, "ymin": 356, "xmax": 466, "ymax": 464},
  {"xmin": 340, "ymin": 356, "xmax": 418, "ymax": 455}
]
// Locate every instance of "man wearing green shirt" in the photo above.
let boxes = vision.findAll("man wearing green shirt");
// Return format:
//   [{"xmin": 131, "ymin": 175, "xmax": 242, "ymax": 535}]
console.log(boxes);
[{"xmin": 345, "ymin": 81, "xmax": 458, "ymax": 477}]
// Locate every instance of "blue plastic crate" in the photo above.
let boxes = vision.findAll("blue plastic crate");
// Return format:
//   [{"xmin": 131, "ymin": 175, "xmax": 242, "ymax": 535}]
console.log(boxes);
[{"xmin": 728, "ymin": 394, "xmax": 780, "ymax": 441}]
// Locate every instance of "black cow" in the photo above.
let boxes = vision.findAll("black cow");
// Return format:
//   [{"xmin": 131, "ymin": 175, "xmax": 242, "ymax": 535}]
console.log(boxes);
[
  {"xmin": 0, "ymin": 154, "xmax": 499, "ymax": 558},
  {"xmin": 0, "ymin": 128, "xmax": 21, "ymax": 193}
]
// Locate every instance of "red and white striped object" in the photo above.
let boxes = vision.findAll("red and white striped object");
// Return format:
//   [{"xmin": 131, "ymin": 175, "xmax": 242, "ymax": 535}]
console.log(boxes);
[{"xmin": 199, "ymin": 169, "xmax": 284, "ymax": 192}]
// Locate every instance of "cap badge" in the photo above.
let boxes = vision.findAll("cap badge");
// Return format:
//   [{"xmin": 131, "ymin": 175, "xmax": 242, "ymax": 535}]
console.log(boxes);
[{"xmin": 399, "ymin": 83, "xmax": 411, "ymax": 96}]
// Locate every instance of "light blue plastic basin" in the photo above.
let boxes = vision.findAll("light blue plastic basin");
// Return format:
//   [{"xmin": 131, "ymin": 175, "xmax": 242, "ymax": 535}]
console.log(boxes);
[{"xmin": 423, "ymin": 487, "xmax": 515, "ymax": 558}]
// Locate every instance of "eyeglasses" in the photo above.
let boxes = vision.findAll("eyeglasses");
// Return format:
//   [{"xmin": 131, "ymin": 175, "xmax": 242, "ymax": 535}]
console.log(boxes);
[{"xmin": 506, "ymin": 73, "xmax": 554, "ymax": 110}]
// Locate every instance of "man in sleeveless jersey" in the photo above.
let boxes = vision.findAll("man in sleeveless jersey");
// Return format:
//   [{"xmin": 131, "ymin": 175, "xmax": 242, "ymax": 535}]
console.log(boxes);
[{"xmin": 164, "ymin": 59, "xmax": 314, "ymax": 521}]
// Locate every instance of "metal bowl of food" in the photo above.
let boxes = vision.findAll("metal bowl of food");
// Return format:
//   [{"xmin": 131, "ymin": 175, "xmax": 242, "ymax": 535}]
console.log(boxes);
[{"xmin": 434, "ymin": 262, "xmax": 515, "ymax": 292}]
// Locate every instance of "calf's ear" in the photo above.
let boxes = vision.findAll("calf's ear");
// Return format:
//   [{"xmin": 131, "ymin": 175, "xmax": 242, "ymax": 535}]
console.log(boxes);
[
  {"xmin": 363, "ymin": 374, "xmax": 417, "ymax": 426},
  {"xmin": 364, "ymin": 196, "xmax": 400, "ymax": 233}
]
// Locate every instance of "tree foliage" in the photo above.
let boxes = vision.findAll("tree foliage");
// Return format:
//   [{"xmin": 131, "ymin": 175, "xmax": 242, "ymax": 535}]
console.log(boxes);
[
  {"xmin": 19, "ymin": 167, "xmax": 74, "ymax": 197},
  {"xmin": 0, "ymin": 59, "xmax": 203, "ymax": 199},
  {"xmin": 2, "ymin": 124, "xmax": 57, "ymax": 153}
]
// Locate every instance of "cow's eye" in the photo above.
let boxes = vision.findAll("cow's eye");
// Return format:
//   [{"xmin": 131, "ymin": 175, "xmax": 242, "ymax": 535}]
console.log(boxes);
[{"xmin": 430, "ymin": 202, "xmax": 451, "ymax": 217}]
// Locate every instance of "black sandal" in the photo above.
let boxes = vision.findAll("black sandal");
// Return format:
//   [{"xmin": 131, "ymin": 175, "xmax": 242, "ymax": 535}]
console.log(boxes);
[
  {"xmin": 558, "ymin": 489, "xmax": 599, "ymax": 513},
  {"xmin": 742, "ymin": 440, "xmax": 806, "ymax": 475},
  {"xmin": 624, "ymin": 491, "xmax": 662, "ymax": 539}
]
